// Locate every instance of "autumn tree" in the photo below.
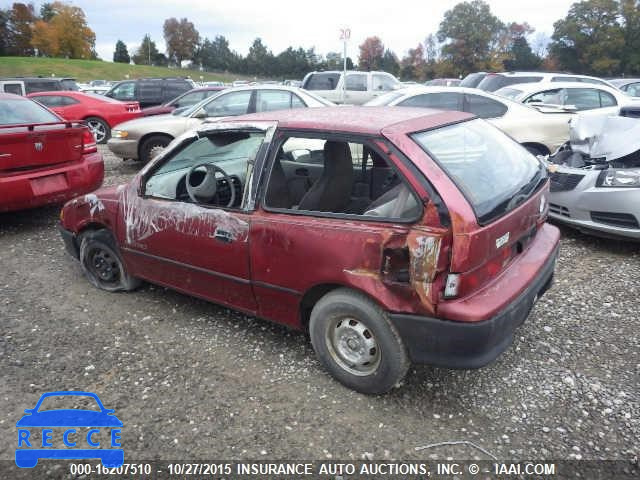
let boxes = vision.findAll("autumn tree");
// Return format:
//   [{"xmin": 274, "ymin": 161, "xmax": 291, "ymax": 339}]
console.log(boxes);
[
  {"xmin": 0, "ymin": 9, "xmax": 10, "ymax": 55},
  {"xmin": 501, "ymin": 22, "xmax": 541, "ymax": 70},
  {"xmin": 550, "ymin": 0, "xmax": 625, "ymax": 75},
  {"xmin": 113, "ymin": 40, "xmax": 130, "ymax": 63},
  {"xmin": 8, "ymin": 2, "xmax": 36, "ymax": 56},
  {"xmin": 163, "ymin": 17, "xmax": 200, "ymax": 66},
  {"xmin": 358, "ymin": 36, "xmax": 384, "ymax": 71},
  {"xmin": 30, "ymin": 2, "xmax": 95, "ymax": 58},
  {"xmin": 39, "ymin": 2, "xmax": 55, "ymax": 21},
  {"xmin": 400, "ymin": 44, "xmax": 427, "ymax": 80},
  {"xmin": 437, "ymin": 0, "xmax": 504, "ymax": 75}
]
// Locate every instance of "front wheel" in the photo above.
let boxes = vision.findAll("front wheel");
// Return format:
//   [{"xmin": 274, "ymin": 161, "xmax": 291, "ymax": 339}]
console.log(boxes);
[
  {"xmin": 139, "ymin": 135, "xmax": 171, "ymax": 163},
  {"xmin": 79, "ymin": 229, "xmax": 141, "ymax": 292},
  {"xmin": 309, "ymin": 288, "xmax": 410, "ymax": 394},
  {"xmin": 85, "ymin": 117, "xmax": 110, "ymax": 144}
]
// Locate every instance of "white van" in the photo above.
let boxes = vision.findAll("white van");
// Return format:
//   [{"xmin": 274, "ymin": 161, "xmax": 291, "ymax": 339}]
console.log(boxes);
[{"xmin": 301, "ymin": 70, "xmax": 401, "ymax": 104}]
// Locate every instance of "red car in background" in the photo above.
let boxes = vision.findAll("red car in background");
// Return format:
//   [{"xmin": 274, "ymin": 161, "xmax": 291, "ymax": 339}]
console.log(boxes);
[
  {"xmin": 141, "ymin": 86, "xmax": 226, "ymax": 117},
  {"xmin": 0, "ymin": 93, "xmax": 103, "ymax": 213},
  {"xmin": 27, "ymin": 91, "xmax": 141, "ymax": 144}
]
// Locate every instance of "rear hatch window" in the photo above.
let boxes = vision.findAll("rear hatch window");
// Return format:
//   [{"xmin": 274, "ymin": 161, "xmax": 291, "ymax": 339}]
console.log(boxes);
[
  {"xmin": 412, "ymin": 119, "xmax": 544, "ymax": 224},
  {"xmin": 477, "ymin": 75, "xmax": 542, "ymax": 92},
  {"xmin": 303, "ymin": 73, "xmax": 340, "ymax": 90}
]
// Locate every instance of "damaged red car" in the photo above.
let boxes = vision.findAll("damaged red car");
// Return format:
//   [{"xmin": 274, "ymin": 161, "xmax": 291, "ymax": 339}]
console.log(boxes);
[
  {"xmin": 59, "ymin": 107, "xmax": 559, "ymax": 393},
  {"xmin": 0, "ymin": 93, "xmax": 103, "ymax": 213}
]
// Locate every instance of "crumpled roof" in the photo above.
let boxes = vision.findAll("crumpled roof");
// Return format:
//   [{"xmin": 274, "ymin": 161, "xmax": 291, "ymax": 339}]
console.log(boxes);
[{"xmin": 570, "ymin": 109, "xmax": 640, "ymax": 161}]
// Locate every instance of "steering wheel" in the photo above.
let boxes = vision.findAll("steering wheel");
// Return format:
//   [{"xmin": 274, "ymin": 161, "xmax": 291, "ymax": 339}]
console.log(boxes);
[{"xmin": 185, "ymin": 162, "xmax": 236, "ymax": 208}]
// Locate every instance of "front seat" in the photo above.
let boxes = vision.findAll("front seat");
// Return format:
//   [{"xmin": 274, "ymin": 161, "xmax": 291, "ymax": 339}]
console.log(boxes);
[{"xmin": 298, "ymin": 141, "xmax": 353, "ymax": 212}]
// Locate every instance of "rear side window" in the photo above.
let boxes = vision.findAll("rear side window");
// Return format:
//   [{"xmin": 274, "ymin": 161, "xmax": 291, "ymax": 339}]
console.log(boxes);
[
  {"xmin": 31, "ymin": 95, "xmax": 63, "ymax": 107},
  {"xmin": 203, "ymin": 90, "xmax": 251, "ymax": 117},
  {"xmin": 60, "ymin": 96, "xmax": 79, "ymax": 106},
  {"xmin": 139, "ymin": 81, "xmax": 163, "ymax": 101},
  {"xmin": 599, "ymin": 91, "xmax": 617, "ymax": 107},
  {"xmin": 25, "ymin": 81, "xmax": 61, "ymax": 94},
  {"xmin": 256, "ymin": 90, "xmax": 294, "ymax": 112},
  {"xmin": 524, "ymin": 89, "xmax": 563, "ymax": 105},
  {"xmin": 398, "ymin": 92, "xmax": 463, "ymax": 111},
  {"xmin": 0, "ymin": 98, "xmax": 60, "ymax": 125},
  {"xmin": 163, "ymin": 81, "xmax": 190, "ymax": 101},
  {"xmin": 412, "ymin": 119, "xmax": 541, "ymax": 224},
  {"xmin": 372, "ymin": 74, "xmax": 398, "ymax": 91},
  {"xmin": 464, "ymin": 94, "xmax": 508, "ymax": 118},
  {"xmin": 304, "ymin": 73, "xmax": 340, "ymax": 90},
  {"xmin": 346, "ymin": 74, "xmax": 367, "ymax": 91},
  {"xmin": 459, "ymin": 73, "xmax": 486, "ymax": 88},
  {"xmin": 625, "ymin": 82, "xmax": 640, "ymax": 96},
  {"xmin": 565, "ymin": 88, "xmax": 603, "ymax": 110}
]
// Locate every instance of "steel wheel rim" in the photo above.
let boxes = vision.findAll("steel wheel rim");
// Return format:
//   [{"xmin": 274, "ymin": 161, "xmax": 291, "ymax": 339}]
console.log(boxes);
[
  {"xmin": 148, "ymin": 144, "xmax": 166, "ymax": 160},
  {"xmin": 87, "ymin": 247, "xmax": 120, "ymax": 284},
  {"xmin": 325, "ymin": 316, "xmax": 380, "ymax": 376},
  {"xmin": 88, "ymin": 120, "xmax": 106, "ymax": 143}
]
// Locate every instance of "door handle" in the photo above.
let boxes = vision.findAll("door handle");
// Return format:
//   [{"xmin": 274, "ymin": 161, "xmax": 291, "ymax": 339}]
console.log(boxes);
[{"xmin": 212, "ymin": 227, "xmax": 233, "ymax": 243}]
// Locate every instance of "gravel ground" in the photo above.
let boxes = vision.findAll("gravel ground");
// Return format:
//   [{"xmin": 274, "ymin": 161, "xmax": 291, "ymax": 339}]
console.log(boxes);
[{"xmin": 1, "ymin": 146, "xmax": 639, "ymax": 471}]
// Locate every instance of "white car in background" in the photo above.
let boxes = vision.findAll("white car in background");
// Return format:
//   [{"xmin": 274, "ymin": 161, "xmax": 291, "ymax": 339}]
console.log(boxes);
[
  {"xmin": 494, "ymin": 82, "xmax": 638, "ymax": 113},
  {"xmin": 302, "ymin": 70, "xmax": 401, "ymax": 105},
  {"xmin": 365, "ymin": 86, "xmax": 574, "ymax": 156},
  {"xmin": 475, "ymin": 71, "xmax": 615, "ymax": 92}
]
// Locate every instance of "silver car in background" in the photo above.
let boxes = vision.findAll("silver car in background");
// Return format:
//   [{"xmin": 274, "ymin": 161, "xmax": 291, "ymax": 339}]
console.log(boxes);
[
  {"xmin": 107, "ymin": 85, "xmax": 332, "ymax": 163},
  {"xmin": 546, "ymin": 108, "xmax": 640, "ymax": 240}
]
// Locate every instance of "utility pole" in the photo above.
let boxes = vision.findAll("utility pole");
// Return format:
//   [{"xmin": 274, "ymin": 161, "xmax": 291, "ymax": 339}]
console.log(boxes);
[{"xmin": 340, "ymin": 27, "xmax": 350, "ymax": 104}]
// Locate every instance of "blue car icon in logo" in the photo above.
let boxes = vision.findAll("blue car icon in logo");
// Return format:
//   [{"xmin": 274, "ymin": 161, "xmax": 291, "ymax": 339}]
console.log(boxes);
[{"xmin": 16, "ymin": 391, "xmax": 123, "ymax": 468}]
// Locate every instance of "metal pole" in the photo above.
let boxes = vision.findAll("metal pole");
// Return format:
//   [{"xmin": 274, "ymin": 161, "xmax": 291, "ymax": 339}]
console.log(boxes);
[
  {"xmin": 342, "ymin": 37, "xmax": 347, "ymax": 103},
  {"xmin": 148, "ymin": 35, "xmax": 151, "ymax": 65}
]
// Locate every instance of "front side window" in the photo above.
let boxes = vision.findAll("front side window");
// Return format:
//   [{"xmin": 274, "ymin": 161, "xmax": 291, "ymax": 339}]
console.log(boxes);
[
  {"xmin": 304, "ymin": 73, "xmax": 340, "ymax": 90},
  {"xmin": 0, "ymin": 98, "xmax": 60, "ymax": 125},
  {"xmin": 109, "ymin": 82, "xmax": 135, "ymax": 100},
  {"xmin": 398, "ymin": 92, "xmax": 463, "ymax": 111},
  {"xmin": 173, "ymin": 91, "xmax": 207, "ymax": 108},
  {"xmin": 3, "ymin": 83, "xmax": 23, "ymax": 95},
  {"xmin": 144, "ymin": 131, "xmax": 265, "ymax": 208},
  {"xmin": 626, "ymin": 82, "xmax": 640, "ymax": 96},
  {"xmin": 464, "ymin": 94, "xmax": 508, "ymax": 118},
  {"xmin": 264, "ymin": 136, "xmax": 420, "ymax": 220},
  {"xmin": 372, "ymin": 74, "xmax": 398, "ymax": 91},
  {"xmin": 525, "ymin": 88, "xmax": 563, "ymax": 105},
  {"xmin": 413, "ymin": 119, "xmax": 542, "ymax": 224},
  {"xmin": 202, "ymin": 91, "xmax": 251, "ymax": 117},
  {"xmin": 564, "ymin": 88, "xmax": 603, "ymax": 110},
  {"xmin": 346, "ymin": 74, "xmax": 368, "ymax": 92}
]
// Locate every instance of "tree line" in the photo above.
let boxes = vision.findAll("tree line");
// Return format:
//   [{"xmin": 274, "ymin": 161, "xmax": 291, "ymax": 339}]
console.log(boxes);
[{"xmin": 2, "ymin": 0, "xmax": 639, "ymax": 79}]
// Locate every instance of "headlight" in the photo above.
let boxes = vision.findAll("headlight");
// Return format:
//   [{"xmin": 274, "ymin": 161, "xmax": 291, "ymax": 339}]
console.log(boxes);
[
  {"xmin": 597, "ymin": 169, "xmax": 640, "ymax": 188},
  {"xmin": 111, "ymin": 130, "xmax": 129, "ymax": 139}
]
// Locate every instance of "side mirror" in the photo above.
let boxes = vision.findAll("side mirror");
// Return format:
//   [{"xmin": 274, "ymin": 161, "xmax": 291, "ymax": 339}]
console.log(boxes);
[{"xmin": 192, "ymin": 108, "xmax": 208, "ymax": 119}]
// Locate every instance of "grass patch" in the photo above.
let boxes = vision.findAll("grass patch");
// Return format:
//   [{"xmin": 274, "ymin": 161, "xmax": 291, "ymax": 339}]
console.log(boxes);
[{"xmin": 0, "ymin": 57, "xmax": 249, "ymax": 83}]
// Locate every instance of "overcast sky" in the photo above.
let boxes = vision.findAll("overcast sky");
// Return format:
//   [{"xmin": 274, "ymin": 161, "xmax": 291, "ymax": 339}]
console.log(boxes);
[{"xmin": 19, "ymin": 0, "xmax": 575, "ymax": 62}]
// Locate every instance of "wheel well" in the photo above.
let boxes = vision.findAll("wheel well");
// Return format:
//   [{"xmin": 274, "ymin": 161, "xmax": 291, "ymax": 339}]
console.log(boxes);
[
  {"xmin": 521, "ymin": 142, "xmax": 550, "ymax": 156},
  {"xmin": 299, "ymin": 284, "xmax": 342, "ymax": 330},
  {"xmin": 138, "ymin": 132, "xmax": 173, "ymax": 158}
]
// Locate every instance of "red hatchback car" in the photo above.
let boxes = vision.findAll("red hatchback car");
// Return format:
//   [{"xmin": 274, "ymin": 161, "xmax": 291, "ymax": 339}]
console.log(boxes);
[
  {"xmin": 27, "ymin": 91, "xmax": 141, "ymax": 144},
  {"xmin": 0, "ymin": 93, "xmax": 103, "ymax": 213},
  {"xmin": 59, "ymin": 107, "xmax": 559, "ymax": 393}
]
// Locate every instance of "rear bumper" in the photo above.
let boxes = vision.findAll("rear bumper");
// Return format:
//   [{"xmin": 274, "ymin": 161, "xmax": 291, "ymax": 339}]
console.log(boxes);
[
  {"xmin": 0, "ymin": 152, "xmax": 103, "ymax": 213},
  {"xmin": 107, "ymin": 138, "xmax": 138, "ymax": 159},
  {"xmin": 390, "ymin": 225, "xmax": 559, "ymax": 369}
]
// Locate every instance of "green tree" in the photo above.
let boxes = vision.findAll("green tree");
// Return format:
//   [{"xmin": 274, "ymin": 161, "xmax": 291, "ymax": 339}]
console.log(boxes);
[
  {"xmin": 549, "ymin": 0, "xmax": 625, "ymax": 75},
  {"xmin": 132, "ymin": 34, "xmax": 160, "ymax": 65},
  {"xmin": 8, "ymin": 2, "xmax": 36, "ymax": 56},
  {"xmin": 0, "ymin": 8, "xmax": 10, "ymax": 56},
  {"xmin": 380, "ymin": 49, "xmax": 400, "ymax": 76},
  {"xmin": 163, "ymin": 17, "xmax": 200, "ymax": 66},
  {"xmin": 113, "ymin": 40, "xmax": 130, "ymax": 63},
  {"xmin": 437, "ymin": 0, "xmax": 504, "ymax": 75},
  {"xmin": 503, "ymin": 23, "xmax": 541, "ymax": 70},
  {"xmin": 621, "ymin": 0, "xmax": 640, "ymax": 74},
  {"xmin": 39, "ymin": 2, "xmax": 55, "ymax": 21},
  {"xmin": 246, "ymin": 38, "xmax": 274, "ymax": 76}
]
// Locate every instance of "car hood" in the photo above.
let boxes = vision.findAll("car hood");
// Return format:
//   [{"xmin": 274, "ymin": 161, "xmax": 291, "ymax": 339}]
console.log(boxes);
[
  {"xmin": 569, "ymin": 110, "xmax": 640, "ymax": 161},
  {"xmin": 16, "ymin": 410, "xmax": 123, "ymax": 427}
]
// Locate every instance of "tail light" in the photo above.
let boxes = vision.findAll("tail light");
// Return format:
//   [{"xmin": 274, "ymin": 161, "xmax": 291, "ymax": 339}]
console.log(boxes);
[
  {"xmin": 125, "ymin": 102, "xmax": 140, "ymax": 112},
  {"xmin": 82, "ymin": 128, "xmax": 97, "ymax": 154}
]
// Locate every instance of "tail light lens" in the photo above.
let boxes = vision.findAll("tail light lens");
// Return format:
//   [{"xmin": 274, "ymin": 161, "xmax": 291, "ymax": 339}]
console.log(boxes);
[{"xmin": 82, "ymin": 128, "xmax": 97, "ymax": 154}]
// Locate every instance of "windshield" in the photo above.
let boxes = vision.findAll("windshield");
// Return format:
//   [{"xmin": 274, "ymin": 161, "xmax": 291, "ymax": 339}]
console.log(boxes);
[
  {"xmin": 412, "ymin": 119, "xmax": 543, "ymax": 224},
  {"xmin": 494, "ymin": 87, "xmax": 523, "ymax": 100},
  {"xmin": 0, "ymin": 98, "xmax": 60, "ymax": 125},
  {"xmin": 364, "ymin": 90, "xmax": 406, "ymax": 106}
]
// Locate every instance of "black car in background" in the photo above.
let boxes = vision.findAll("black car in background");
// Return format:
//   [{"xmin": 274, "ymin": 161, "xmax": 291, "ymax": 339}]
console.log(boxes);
[
  {"xmin": 0, "ymin": 77, "xmax": 79, "ymax": 95},
  {"xmin": 104, "ymin": 78, "xmax": 194, "ymax": 108}
]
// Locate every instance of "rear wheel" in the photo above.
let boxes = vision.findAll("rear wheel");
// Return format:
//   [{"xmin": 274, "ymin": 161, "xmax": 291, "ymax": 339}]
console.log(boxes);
[
  {"xmin": 79, "ymin": 229, "xmax": 140, "ymax": 292},
  {"xmin": 139, "ymin": 135, "xmax": 171, "ymax": 163},
  {"xmin": 309, "ymin": 288, "xmax": 410, "ymax": 394},
  {"xmin": 85, "ymin": 117, "xmax": 110, "ymax": 144}
]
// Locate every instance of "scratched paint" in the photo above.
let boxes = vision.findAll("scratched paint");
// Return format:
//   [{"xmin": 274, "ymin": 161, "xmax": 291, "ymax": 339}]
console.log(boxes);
[
  {"xmin": 408, "ymin": 234, "xmax": 441, "ymax": 311},
  {"xmin": 84, "ymin": 193, "xmax": 105, "ymax": 216},
  {"xmin": 119, "ymin": 183, "xmax": 248, "ymax": 245}
]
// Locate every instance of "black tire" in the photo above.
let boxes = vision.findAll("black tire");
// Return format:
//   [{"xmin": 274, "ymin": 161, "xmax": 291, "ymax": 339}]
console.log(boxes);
[
  {"xmin": 139, "ymin": 135, "xmax": 171, "ymax": 163},
  {"xmin": 79, "ymin": 229, "xmax": 141, "ymax": 292},
  {"xmin": 85, "ymin": 116, "xmax": 110, "ymax": 144},
  {"xmin": 309, "ymin": 288, "xmax": 410, "ymax": 394}
]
